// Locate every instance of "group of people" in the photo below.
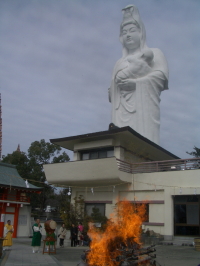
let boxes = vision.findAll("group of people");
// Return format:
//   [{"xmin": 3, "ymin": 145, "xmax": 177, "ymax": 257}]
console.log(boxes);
[
  {"xmin": 31, "ymin": 218, "xmax": 67, "ymax": 253},
  {"xmin": 32, "ymin": 220, "xmax": 90, "ymax": 252},
  {"xmin": 2, "ymin": 219, "xmax": 90, "ymax": 253},
  {"xmin": 70, "ymin": 222, "xmax": 87, "ymax": 247},
  {"xmin": 60, "ymin": 222, "xmax": 90, "ymax": 248}
]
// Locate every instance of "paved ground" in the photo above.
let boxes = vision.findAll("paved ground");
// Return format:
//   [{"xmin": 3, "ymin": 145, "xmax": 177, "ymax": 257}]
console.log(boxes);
[
  {"xmin": 0, "ymin": 240, "xmax": 61, "ymax": 266},
  {"xmin": 0, "ymin": 238, "xmax": 200, "ymax": 266},
  {"xmin": 156, "ymin": 245, "xmax": 200, "ymax": 266}
]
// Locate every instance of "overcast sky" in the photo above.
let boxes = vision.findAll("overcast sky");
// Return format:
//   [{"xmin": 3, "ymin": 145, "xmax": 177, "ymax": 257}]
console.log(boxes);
[{"xmin": 1, "ymin": 0, "xmax": 200, "ymax": 160}]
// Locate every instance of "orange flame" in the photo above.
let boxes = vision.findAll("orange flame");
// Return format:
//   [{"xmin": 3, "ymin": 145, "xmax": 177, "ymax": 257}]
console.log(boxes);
[{"xmin": 87, "ymin": 200, "xmax": 147, "ymax": 266}]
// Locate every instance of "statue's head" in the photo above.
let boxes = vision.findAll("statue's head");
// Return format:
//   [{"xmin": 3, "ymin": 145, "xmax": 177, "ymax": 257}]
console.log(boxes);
[{"xmin": 120, "ymin": 5, "xmax": 147, "ymax": 55}]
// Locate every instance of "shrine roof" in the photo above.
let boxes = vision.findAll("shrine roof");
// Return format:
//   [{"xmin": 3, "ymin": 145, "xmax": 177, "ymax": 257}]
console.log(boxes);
[{"xmin": 0, "ymin": 162, "xmax": 42, "ymax": 191}]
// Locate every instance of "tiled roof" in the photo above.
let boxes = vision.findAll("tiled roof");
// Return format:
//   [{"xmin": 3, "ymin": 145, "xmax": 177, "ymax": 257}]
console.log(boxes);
[{"xmin": 0, "ymin": 162, "xmax": 42, "ymax": 190}]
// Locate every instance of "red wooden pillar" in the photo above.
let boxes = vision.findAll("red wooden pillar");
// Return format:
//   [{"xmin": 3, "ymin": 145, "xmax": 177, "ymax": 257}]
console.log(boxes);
[
  {"xmin": 13, "ymin": 205, "xmax": 20, "ymax": 238},
  {"xmin": 0, "ymin": 203, "xmax": 6, "ymax": 237}
]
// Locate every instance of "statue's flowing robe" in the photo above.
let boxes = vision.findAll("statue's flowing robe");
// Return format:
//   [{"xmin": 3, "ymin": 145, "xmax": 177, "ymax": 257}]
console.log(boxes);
[{"xmin": 109, "ymin": 48, "xmax": 168, "ymax": 145}]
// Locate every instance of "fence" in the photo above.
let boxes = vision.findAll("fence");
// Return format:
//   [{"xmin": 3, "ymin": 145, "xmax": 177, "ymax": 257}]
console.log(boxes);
[{"xmin": 116, "ymin": 158, "xmax": 200, "ymax": 174}]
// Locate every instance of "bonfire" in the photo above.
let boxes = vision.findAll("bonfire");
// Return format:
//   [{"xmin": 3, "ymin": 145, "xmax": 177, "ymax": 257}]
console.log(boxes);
[{"xmin": 78, "ymin": 200, "xmax": 159, "ymax": 266}]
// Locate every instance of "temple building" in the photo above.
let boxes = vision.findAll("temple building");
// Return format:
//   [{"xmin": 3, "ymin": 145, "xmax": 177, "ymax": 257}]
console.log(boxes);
[
  {"xmin": 44, "ymin": 126, "xmax": 200, "ymax": 241},
  {"xmin": 0, "ymin": 162, "xmax": 42, "ymax": 237},
  {"xmin": 44, "ymin": 4, "xmax": 200, "ymax": 242}
]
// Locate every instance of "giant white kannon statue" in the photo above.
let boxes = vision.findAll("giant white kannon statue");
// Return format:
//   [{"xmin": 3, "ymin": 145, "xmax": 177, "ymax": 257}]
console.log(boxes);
[{"xmin": 109, "ymin": 5, "xmax": 168, "ymax": 145}]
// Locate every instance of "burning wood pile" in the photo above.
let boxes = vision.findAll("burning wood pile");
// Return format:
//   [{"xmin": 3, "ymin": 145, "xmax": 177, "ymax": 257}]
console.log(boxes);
[
  {"xmin": 77, "ymin": 200, "xmax": 161, "ymax": 266},
  {"xmin": 80, "ymin": 241, "xmax": 158, "ymax": 265}
]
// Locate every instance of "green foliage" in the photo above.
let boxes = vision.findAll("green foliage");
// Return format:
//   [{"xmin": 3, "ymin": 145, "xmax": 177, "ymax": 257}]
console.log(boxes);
[
  {"xmin": 90, "ymin": 207, "xmax": 101, "ymax": 221},
  {"xmin": 27, "ymin": 139, "xmax": 69, "ymax": 183},
  {"xmin": 60, "ymin": 195, "xmax": 85, "ymax": 229},
  {"xmin": 2, "ymin": 151, "xmax": 31, "ymax": 180},
  {"xmin": 91, "ymin": 207, "xmax": 108, "ymax": 223},
  {"xmin": 55, "ymin": 188, "xmax": 71, "ymax": 210},
  {"xmin": 186, "ymin": 146, "xmax": 200, "ymax": 158},
  {"xmin": 52, "ymin": 152, "xmax": 69, "ymax": 163},
  {"xmin": 60, "ymin": 195, "xmax": 108, "ymax": 231},
  {"xmin": 86, "ymin": 207, "xmax": 108, "ymax": 232},
  {"xmin": 2, "ymin": 139, "xmax": 70, "ymax": 209},
  {"xmin": 28, "ymin": 139, "xmax": 66, "ymax": 165}
]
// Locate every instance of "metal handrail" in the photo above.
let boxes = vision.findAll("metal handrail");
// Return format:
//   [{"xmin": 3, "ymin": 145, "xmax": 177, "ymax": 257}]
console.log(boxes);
[{"xmin": 116, "ymin": 158, "xmax": 200, "ymax": 174}]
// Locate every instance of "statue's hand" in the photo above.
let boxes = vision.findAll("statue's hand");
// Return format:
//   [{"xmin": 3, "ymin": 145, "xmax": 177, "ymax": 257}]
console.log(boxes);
[{"xmin": 117, "ymin": 78, "xmax": 136, "ymax": 90}]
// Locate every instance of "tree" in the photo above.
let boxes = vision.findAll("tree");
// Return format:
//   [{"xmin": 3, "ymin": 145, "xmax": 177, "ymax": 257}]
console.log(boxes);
[
  {"xmin": 56, "ymin": 188, "xmax": 71, "ymax": 210},
  {"xmin": 90, "ymin": 207, "xmax": 108, "ymax": 224},
  {"xmin": 2, "ymin": 151, "xmax": 32, "ymax": 180},
  {"xmin": 2, "ymin": 139, "xmax": 70, "ymax": 209},
  {"xmin": 60, "ymin": 195, "xmax": 85, "ymax": 229},
  {"xmin": 186, "ymin": 146, "xmax": 200, "ymax": 158},
  {"xmin": 27, "ymin": 139, "xmax": 69, "ymax": 183},
  {"xmin": 60, "ymin": 195, "xmax": 108, "ymax": 231}
]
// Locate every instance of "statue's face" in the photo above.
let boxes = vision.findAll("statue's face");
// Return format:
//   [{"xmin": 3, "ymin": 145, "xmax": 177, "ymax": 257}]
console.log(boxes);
[{"xmin": 121, "ymin": 23, "xmax": 140, "ymax": 51}]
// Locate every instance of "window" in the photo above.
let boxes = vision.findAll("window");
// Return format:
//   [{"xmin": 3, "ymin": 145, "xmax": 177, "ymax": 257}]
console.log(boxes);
[
  {"xmin": 81, "ymin": 148, "xmax": 114, "ymax": 160},
  {"xmin": 174, "ymin": 205, "xmax": 186, "ymax": 223},
  {"xmin": 82, "ymin": 153, "xmax": 89, "ymax": 160},
  {"xmin": 134, "ymin": 203, "xmax": 149, "ymax": 222},
  {"xmin": 99, "ymin": 150, "xmax": 107, "ymax": 158},
  {"xmin": 174, "ymin": 195, "xmax": 200, "ymax": 236},
  {"xmin": 90, "ymin": 151, "xmax": 98, "ymax": 159},
  {"xmin": 18, "ymin": 215, "xmax": 27, "ymax": 225},
  {"xmin": 85, "ymin": 203, "xmax": 105, "ymax": 216},
  {"xmin": 107, "ymin": 150, "xmax": 114, "ymax": 157}
]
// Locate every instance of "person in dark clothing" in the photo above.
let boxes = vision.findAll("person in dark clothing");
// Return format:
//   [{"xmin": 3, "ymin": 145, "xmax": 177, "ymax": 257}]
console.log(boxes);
[
  {"xmin": 70, "ymin": 224, "xmax": 78, "ymax": 247},
  {"xmin": 82, "ymin": 232, "xmax": 91, "ymax": 246}
]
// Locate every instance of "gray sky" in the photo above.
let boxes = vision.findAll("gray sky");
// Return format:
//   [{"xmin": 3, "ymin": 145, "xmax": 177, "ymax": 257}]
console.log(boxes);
[{"xmin": 1, "ymin": 0, "xmax": 200, "ymax": 160}]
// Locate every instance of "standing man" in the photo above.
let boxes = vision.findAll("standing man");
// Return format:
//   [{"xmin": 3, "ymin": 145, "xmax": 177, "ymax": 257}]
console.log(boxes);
[
  {"xmin": 31, "ymin": 218, "xmax": 42, "ymax": 253},
  {"xmin": 3, "ymin": 220, "xmax": 14, "ymax": 250},
  {"xmin": 70, "ymin": 223, "xmax": 78, "ymax": 247}
]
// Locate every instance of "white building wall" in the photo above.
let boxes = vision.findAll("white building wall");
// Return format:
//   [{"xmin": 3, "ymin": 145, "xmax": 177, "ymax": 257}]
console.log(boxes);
[
  {"xmin": 105, "ymin": 204, "xmax": 115, "ymax": 218},
  {"xmin": 163, "ymin": 188, "xmax": 174, "ymax": 240},
  {"xmin": 17, "ymin": 205, "xmax": 32, "ymax": 237},
  {"xmin": 72, "ymin": 169, "xmax": 200, "ymax": 240},
  {"xmin": 133, "ymin": 170, "xmax": 200, "ymax": 240},
  {"xmin": 149, "ymin": 204, "xmax": 164, "ymax": 224}
]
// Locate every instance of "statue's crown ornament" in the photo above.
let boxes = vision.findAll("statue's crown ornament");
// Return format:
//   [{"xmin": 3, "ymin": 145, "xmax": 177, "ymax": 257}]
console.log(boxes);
[
  {"xmin": 121, "ymin": 5, "xmax": 140, "ymax": 29},
  {"xmin": 122, "ymin": 5, "xmax": 134, "ymax": 20}
]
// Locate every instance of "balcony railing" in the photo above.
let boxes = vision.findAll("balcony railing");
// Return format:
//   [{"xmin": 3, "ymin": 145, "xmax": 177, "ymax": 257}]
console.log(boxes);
[
  {"xmin": 116, "ymin": 158, "xmax": 200, "ymax": 174},
  {"xmin": 0, "ymin": 194, "xmax": 30, "ymax": 203}
]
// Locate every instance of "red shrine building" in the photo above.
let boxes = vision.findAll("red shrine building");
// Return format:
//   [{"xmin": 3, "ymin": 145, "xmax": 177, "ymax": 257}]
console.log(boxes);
[{"xmin": 0, "ymin": 162, "xmax": 42, "ymax": 237}]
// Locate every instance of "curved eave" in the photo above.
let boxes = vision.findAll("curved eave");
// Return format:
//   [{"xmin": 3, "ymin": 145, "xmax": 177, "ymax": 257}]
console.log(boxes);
[
  {"xmin": 50, "ymin": 126, "xmax": 179, "ymax": 160},
  {"xmin": 43, "ymin": 157, "xmax": 131, "ymax": 187},
  {"xmin": 0, "ymin": 184, "xmax": 43, "ymax": 192}
]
